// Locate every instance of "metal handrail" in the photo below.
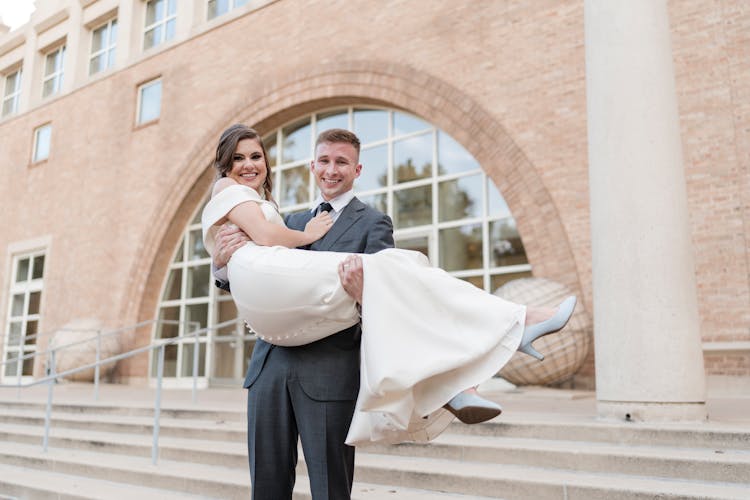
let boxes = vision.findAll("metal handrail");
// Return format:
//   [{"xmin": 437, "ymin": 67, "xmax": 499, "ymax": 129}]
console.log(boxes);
[{"xmin": 3, "ymin": 317, "xmax": 248, "ymax": 464}]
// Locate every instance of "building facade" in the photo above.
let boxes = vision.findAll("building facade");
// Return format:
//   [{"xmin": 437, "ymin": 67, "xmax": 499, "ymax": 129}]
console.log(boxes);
[{"xmin": 0, "ymin": 0, "xmax": 747, "ymax": 393}]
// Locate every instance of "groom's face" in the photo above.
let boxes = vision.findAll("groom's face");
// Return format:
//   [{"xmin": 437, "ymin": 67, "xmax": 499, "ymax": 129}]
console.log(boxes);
[{"xmin": 311, "ymin": 141, "xmax": 362, "ymax": 201}]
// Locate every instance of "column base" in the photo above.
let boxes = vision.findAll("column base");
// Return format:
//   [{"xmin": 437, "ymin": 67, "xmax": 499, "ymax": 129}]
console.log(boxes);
[{"xmin": 597, "ymin": 400, "xmax": 707, "ymax": 422}]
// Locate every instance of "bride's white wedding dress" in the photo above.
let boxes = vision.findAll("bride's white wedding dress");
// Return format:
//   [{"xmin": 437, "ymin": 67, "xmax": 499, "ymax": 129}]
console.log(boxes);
[{"xmin": 202, "ymin": 185, "xmax": 525, "ymax": 445}]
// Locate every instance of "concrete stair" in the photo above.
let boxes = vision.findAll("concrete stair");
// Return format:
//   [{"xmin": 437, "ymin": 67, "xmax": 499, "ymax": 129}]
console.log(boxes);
[{"xmin": 0, "ymin": 388, "xmax": 748, "ymax": 499}]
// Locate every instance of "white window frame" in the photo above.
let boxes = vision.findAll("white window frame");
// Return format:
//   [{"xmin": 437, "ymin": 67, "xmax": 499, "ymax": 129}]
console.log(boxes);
[
  {"xmin": 32, "ymin": 123, "xmax": 52, "ymax": 163},
  {"xmin": 89, "ymin": 18, "xmax": 118, "ymax": 76},
  {"xmin": 42, "ymin": 45, "xmax": 65, "ymax": 98},
  {"xmin": 2, "ymin": 68, "xmax": 22, "ymax": 117},
  {"xmin": 207, "ymin": 0, "xmax": 249, "ymax": 20},
  {"xmin": 136, "ymin": 78, "xmax": 162, "ymax": 125},
  {"xmin": 2, "ymin": 250, "xmax": 46, "ymax": 383},
  {"xmin": 143, "ymin": 0, "xmax": 177, "ymax": 50}
]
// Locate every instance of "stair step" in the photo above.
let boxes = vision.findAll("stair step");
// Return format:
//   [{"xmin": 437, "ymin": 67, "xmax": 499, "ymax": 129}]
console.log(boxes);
[
  {"xmin": 0, "ymin": 441, "xmax": 250, "ymax": 499},
  {"xmin": 0, "ymin": 462, "xmax": 210, "ymax": 499},
  {"xmin": 352, "ymin": 452, "xmax": 750, "ymax": 500}
]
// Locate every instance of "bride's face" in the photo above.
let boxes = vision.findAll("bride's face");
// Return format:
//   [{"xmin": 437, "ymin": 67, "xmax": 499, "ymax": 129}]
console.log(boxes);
[{"xmin": 229, "ymin": 138, "xmax": 268, "ymax": 192}]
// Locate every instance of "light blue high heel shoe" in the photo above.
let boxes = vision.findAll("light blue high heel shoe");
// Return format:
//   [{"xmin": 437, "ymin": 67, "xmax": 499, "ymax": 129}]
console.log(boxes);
[
  {"xmin": 443, "ymin": 391, "xmax": 502, "ymax": 424},
  {"xmin": 518, "ymin": 295, "xmax": 577, "ymax": 361}
]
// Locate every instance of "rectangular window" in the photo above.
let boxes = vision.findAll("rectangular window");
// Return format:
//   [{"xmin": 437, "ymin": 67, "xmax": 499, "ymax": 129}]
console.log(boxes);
[
  {"xmin": 3, "ymin": 251, "xmax": 45, "ymax": 380},
  {"xmin": 42, "ymin": 45, "xmax": 65, "ymax": 98},
  {"xmin": 90, "ymin": 18, "xmax": 117, "ymax": 75},
  {"xmin": 137, "ymin": 78, "xmax": 162, "ymax": 124},
  {"xmin": 207, "ymin": 0, "xmax": 249, "ymax": 20},
  {"xmin": 144, "ymin": 0, "xmax": 177, "ymax": 50},
  {"xmin": 32, "ymin": 124, "xmax": 52, "ymax": 163},
  {"xmin": 2, "ymin": 68, "xmax": 22, "ymax": 117}
]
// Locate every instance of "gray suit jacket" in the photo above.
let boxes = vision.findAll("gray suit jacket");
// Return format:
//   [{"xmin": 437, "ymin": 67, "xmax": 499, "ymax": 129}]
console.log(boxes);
[{"xmin": 242, "ymin": 197, "xmax": 394, "ymax": 400}]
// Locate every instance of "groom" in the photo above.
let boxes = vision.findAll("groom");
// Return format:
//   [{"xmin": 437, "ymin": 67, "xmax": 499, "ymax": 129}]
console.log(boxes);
[{"xmin": 212, "ymin": 128, "xmax": 394, "ymax": 499}]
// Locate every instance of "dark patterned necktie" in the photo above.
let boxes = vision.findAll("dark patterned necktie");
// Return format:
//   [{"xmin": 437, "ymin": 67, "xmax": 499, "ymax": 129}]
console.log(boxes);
[{"xmin": 317, "ymin": 202, "xmax": 333, "ymax": 215}]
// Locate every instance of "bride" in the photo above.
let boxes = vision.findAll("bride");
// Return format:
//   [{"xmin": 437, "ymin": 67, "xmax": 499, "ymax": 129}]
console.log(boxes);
[{"xmin": 202, "ymin": 125, "xmax": 576, "ymax": 445}]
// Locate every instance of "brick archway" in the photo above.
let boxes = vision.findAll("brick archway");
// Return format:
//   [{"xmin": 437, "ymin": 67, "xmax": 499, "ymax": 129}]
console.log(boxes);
[{"xmin": 127, "ymin": 60, "xmax": 581, "ymax": 338}]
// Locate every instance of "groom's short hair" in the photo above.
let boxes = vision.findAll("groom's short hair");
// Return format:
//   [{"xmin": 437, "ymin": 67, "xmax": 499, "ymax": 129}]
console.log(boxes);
[{"xmin": 316, "ymin": 128, "xmax": 361, "ymax": 155}]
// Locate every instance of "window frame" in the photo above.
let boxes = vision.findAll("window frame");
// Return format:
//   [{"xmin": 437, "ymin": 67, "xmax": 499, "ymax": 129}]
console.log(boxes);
[
  {"xmin": 89, "ymin": 17, "xmax": 118, "ymax": 76},
  {"xmin": 136, "ymin": 77, "xmax": 162, "ymax": 126},
  {"xmin": 32, "ymin": 123, "xmax": 52, "ymax": 164},
  {"xmin": 207, "ymin": 0, "xmax": 249, "ymax": 20},
  {"xmin": 143, "ymin": 0, "xmax": 177, "ymax": 50},
  {"xmin": 42, "ymin": 45, "xmax": 66, "ymax": 98},
  {"xmin": 2, "ymin": 67, "xmax": 22, "ymax": 117}
]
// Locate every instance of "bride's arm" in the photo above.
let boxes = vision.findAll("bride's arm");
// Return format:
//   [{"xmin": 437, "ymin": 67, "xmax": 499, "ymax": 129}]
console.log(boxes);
[{"xmin": 213, "ymin": 179, "xmax": 331, "ymax": 248}]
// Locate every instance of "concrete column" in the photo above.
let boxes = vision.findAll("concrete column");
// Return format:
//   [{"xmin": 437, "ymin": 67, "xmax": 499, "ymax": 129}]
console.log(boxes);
[{"xmin": 585, "ymin": 0, "xmax": 707, "ymax": 421}]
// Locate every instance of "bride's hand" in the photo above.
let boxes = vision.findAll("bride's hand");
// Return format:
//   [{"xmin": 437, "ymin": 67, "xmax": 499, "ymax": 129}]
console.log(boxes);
[{"xmin": 304, "ymin": 212, "xmax": 333, "ymax": 240}]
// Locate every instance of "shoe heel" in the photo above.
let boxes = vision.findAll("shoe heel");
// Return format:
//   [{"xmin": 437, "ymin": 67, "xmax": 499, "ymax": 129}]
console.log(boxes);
[{"xmin": 518, "ymin": 343, "xmax": 544, "ymax": 361}]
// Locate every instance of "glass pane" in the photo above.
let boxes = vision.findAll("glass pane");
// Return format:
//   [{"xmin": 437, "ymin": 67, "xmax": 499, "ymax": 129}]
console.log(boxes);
[
  {"xmin": 217, "ymin": 298, "xmax": 238, "ymax": 325},
  {"xmin": 11, "ymin": 294, "xmax": 25, "ymax": 317},
  {"xmin": 395, "ymin": 235, "xmax": 429, "ymax": 259},
  {"xmin": 2, "ymin": 98, "xmax": 15, "ymax": 117},
  {"xmin": 212, "ymin": 339, "xmax": 235, "ymax": 378},
  {"xmin": 439, "ymin": 223, "xmax": 483, "ymax": 271},
  {"xmin": 264, "ymin": 133, "xmax": 277, "ymax": 167},
  {"xmin": 181, "ymin": 342, "xmax": 205, "ymax": 377},
  {"xmin": 488, "ymin": 183, "xmax": 511, "ymax": 218},
  {"xmin": 460, "ymin": 275, "xmax": 484, "ymax": 289},
  {"xmin": 186, "ymin": 265, "xmax": 210, "ymax": 298},
  {"xmin": 188, "ymin": 229, "xmax": 209, "ymax": 260},
  {"xmin": 163, "ymin": 268, "xmax": 182, "ymax": 300},
  {"xmin": 44, "ymin": 52, "xmax": 57, "ymax": 77},
  {"xmin": 280, "ymin": 165, "xmax": 310, "ymax": 206},
  {"xmin": 192, "ymin": 199, "xmax": 207, "ymax": 224},
  {"xmin": 173, "ymin": 237, "xmax": 185, "ymax": 262},
  {"xmin": 92, "ymin": 25, "xmax": 105, "ymax": 53},
  {"xmin": 15, "ymin": 258, "xmax": 30, "ymax": 282},
  {"xmin": 437, "ymin": 131, "xmax": 480, "ymax": 176},
  {"xmin": 167, "ymin": 0, "xmax": 176, "ymax": 15},
  {"xmin": 235, "ymin": 0, "xmax": 249, "ymax": 7},
  {"xmin": 139, "ymin": 81, "xmax": 161, "ymax": 123},
  {"xmin": 353, "ymin": 108, "xmax": 388, "ymax": 144},
  {"xmin": 89, "ymin": 54, "xmax": 104, "ymax": 75},
  {"xmin": 156, "ymin": 306, "xmax": 179, "ymax": 338},
  {"xmin": 357, "ymin": 145, "xmax": 387, "ymax": 191},
  {"xmin": 8, "ymin": 322, "xmax": 22, "ymax": 345},
  {"xmin": 146, "ymin": 0, "xmax": 162, "ymax": 25},
  {"xmin": 4, "ymin": 71, "xmax": 19, "ymax": 94},
  {"xmin": 394, "ymin": 112, "xmax": 429, "ymax": 136},
  {"xmin": 282, "ymin": 120, "xmax": 312, "ymax": 163},
  {"xmin": 107, "ymin": 48, "xmax": 116, "ymax": 69},
  {"xmin": 27, "ymin": 291, "xmax": 41, "ymax": 315},
  {"xmin": 22, "ymin": 355, "xmax": 34, "ymax": 376},
  {"xmin": 42, "ymin": 78, "xmax": 55, "ymax": 98},
  {"xmin": 165, "ymin": 19, "xmax": 175, "ymax": 41},
  {"xmin": 393, "ymin": 185, "xmax": 432, "ymax": 229},
  {"xmin": 438, "ymin": 175, "xmax": 482, "ymax": 222},
  {"xmin": 315, "ymin": 111, "xmax": 348, "ymax": 134},
  {"xmin": 491, "ymin": 270, "xmax": 533, "ymax": 292},
  {"xmin": 110, "ymin": 20, "xmax": 118, "ymax": 45},
  {"xmin": 4, "ymin": 352, "xmax": 18, "ymax": 377},
  {"xmin": 356, "ymin": 192, "xmax": 386, "ymax": 214},
  {"xmin": 186, "ymin": 303, "xmax": 209, "ymax": 330},
  {"xmin": 394, "ymin": 133, "xmax": 432, "ymax": 183},
  {"xmin": 489, "ymin": 218, "xmax": 528, "ymax": 267},
  {"xmin": 35, "ymin": 125, "xmax": 51, "ymax": 161},
  {"xmin": 25, "ymin": 320, "xmax": 38, "ymax": 345},
  {"xmin": 163, "ymin": 343, "xmax": 178, "ymax": 377},
  {"xmin": 143, "ymin": 28, "xmax": 156, "ymax": 49}
]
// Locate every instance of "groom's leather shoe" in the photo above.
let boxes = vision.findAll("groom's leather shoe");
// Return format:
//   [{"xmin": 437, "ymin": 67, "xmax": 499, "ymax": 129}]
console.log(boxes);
[{"xmin": 443, "ymin": 392, "xmax": 502, "ymax": 424}]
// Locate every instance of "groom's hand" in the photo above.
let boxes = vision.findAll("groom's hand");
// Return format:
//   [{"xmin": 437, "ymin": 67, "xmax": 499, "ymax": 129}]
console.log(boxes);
[
  {"xmin": 338, "ymin": 255, "xmax": 364, "ymax": 304},
  {"xmin": 214, "ymin": 224, "xmax": 250, "ymax": 268}
]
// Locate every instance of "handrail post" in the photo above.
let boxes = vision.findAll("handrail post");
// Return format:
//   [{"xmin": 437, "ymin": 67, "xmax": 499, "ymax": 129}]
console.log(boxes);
[
  {"xmin": 192, "ymin": 325, "xmax": 199, "ymax": 404},
  {"xmin": 152, "ymin": 344, "xmax": 165, "ymax": 465},
  {"xmin": 43, "ymin": 349, "xmax": 56, "ymax": 452},
  {"xmin": 94, "ymin": 329, "xmax": 101, "ymax": 401}
]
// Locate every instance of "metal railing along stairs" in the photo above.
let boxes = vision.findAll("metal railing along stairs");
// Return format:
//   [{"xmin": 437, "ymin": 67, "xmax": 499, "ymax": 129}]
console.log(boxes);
[{"xmin": 0, "ymin": 317, "xmax": 246, "ymax": 464}]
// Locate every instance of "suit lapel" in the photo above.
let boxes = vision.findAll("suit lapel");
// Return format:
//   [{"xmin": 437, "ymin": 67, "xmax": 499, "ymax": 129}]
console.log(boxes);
[{"xmin": 311, "ymin": 198, "xmax": 365, "ymax": 251}]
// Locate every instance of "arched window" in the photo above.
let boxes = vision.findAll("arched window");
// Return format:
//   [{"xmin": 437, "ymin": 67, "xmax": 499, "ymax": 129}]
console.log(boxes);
[{"xmin": 152, "ymin": 106, "xmax": 530, "ymax": 382}]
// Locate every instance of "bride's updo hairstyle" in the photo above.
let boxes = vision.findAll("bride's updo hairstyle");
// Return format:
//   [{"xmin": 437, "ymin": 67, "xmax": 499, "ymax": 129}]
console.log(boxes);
[{"xmin": 213, "ymin": 124, "xmax": 274, "ymax": 201}]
